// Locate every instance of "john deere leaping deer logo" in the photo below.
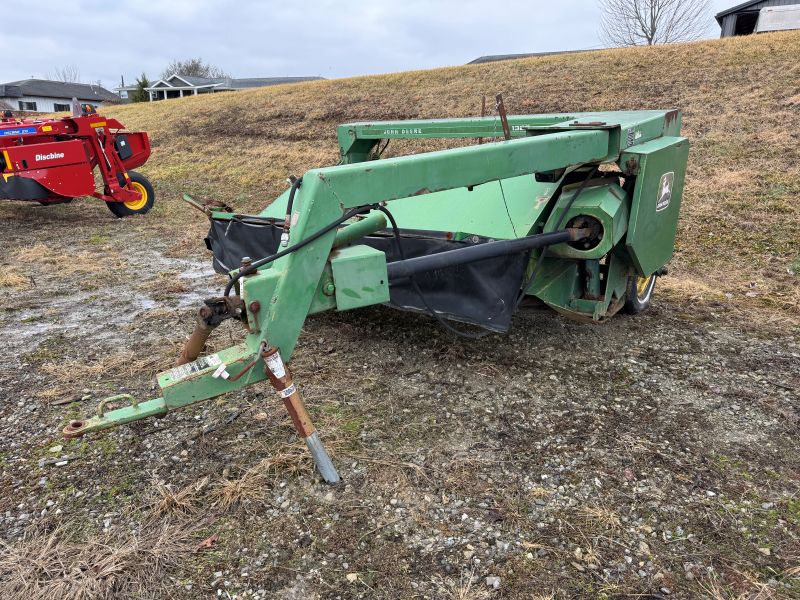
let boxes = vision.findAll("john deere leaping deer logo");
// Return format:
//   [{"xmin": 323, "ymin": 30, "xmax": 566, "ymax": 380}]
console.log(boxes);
[{"xmin": 656, "ymin": 172, "xmax": 674, "ymax": 212}]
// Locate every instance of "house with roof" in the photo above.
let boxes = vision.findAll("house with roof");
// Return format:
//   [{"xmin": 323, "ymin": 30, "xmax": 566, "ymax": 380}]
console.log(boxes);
[
  {"xmin": 0, "ymin": 79, "xmax": 119, "ymax": 113},
  {"xmin": 126, "ymin": 74, "xmax": 324, "ymax": 102},
  {"xmin": 716, "ymin": 1, "xmax": 800, "ymax": 36}
]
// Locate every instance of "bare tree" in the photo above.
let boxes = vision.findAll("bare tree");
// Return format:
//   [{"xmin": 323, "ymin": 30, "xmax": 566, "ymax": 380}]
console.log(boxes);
[
  {"xmin": 47, "ymin": 64, "xmax": 81, "ymax": 82},
  {"xmin": 599, "ymin": 0, "xmax": 713, "ymax": 46},
  {"xmin": 160, "ymin": 58, "xmax": 230, "ymax": 80}
]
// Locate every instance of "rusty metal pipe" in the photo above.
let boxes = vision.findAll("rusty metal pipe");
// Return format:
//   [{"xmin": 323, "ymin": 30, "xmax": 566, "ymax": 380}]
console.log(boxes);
[
  {"xmin": 496, "ymin": 93, "xmax": 511, "ymax": 141},
  {"xmin": 263, "ymin": 347, "xmax": 340, "ymax": 484},
  {"xmin": 175, "ymin": 307, "xmax": 218, "ymax": 367}
]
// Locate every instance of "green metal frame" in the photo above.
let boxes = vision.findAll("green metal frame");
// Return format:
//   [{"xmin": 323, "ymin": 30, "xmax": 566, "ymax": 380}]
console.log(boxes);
[{"xmin": 68, "ymin": 111, "xmax": 688, "ymax": 437}]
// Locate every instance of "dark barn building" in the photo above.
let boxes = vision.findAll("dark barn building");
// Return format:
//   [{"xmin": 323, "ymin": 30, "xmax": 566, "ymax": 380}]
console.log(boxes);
[{"xmin": 717, "ymin": 0, "xmax": 800, "ymax": 36}]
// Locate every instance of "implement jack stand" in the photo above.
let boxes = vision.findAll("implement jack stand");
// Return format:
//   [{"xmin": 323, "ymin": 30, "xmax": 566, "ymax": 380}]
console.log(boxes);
[{"xmin": 263, "ymin": 347, "xmax": 340, "ymax": 484}]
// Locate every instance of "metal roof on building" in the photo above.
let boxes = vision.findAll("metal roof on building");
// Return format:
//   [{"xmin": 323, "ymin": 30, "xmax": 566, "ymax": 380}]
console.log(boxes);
[
  {"xmin": 149, "ymin": 74, "xmax": 324, "ymax": 91},
  {"xmin": 716, "ymin": 0, "xmax": 766, "ymax": 23},
  {"xmin": 468, "ymin": 49, "xmax": 595, "ymax": 65},
  {"xmin": 0, "ymin": 79, "xmax": 118, "ymax": 102}
]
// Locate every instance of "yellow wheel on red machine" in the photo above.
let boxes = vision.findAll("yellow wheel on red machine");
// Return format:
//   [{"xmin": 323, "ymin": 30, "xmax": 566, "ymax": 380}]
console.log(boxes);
[
  {"xmin": 106, "ymin": 171, "xmax": 155, "ymax": 218},
  {"xmin": 623, "ymin": 273, "xmax": 657, "ymax": 314}
]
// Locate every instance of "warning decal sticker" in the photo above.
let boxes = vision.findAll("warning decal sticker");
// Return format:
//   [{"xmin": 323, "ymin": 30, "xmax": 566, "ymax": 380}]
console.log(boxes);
[
  {"xmin": 656, "ymin": 172, "xmax": 674, "ymax": 212},
  {"xmin": 169, "ymin": 354, "xmax": 222, "ymax": 382}
]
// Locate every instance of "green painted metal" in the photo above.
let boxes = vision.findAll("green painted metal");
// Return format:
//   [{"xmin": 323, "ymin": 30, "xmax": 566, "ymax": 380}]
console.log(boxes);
[
  {"xmin": 332, "ymin": 211, "xmax": 387, "ymax": 248},
  {"xmin": 260, "ymin": 174, "xmax": 560, "ymax": 240},
  {"xmin": 70, "ymin": 397, "xmax": 168, "ymax": 435},
  {"xmin": 330, "ymin": 245, "xmax": 390, "ymax": 311},
  {"xmin": 530, "ymin": 251, "xmax": 630, "ymax": 321},
  {"xmin": 336, "ymin": 111, "xmax": 679, "ymax": 163},
  {"xmin": 543, "ymin": 182, "xmax": 629, "ymax": 260},
  {"xmin": 261, "ymin": 130, "xmax": 608, "ymax": 240},
  {"xmin": 622, "ymin": 136, "xmax": 690, "ymax": 276},
  {"xmin": 72, "ymin": 110, "xmax": 689, "ymax": 437},
  {"xmin": 308, "ymin": 262, "xmax": 338, "ymax": 315},
  {"xmin": 158, "ymin": 343, "xmax": 266, "ymax": 407}
]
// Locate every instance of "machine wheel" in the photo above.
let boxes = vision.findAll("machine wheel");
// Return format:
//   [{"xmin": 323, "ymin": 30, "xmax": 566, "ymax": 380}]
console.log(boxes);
[
  {"xmin": 106, "ymin": 171, "xmax": 154, "ymax": 217},
  {"xmin": 623, "ymin": 274, "xmax": 657, "ymax": 314}
]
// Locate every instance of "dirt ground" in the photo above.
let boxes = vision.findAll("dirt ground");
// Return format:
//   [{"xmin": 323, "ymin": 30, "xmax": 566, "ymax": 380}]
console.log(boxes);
[{"xmin": 0, "ymin": 196, "xmax": 798, "ymax": 600}]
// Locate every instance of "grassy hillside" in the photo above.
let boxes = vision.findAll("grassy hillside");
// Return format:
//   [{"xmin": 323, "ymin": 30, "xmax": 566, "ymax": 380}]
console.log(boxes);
[{"xmin": 105, "ymin": 31, "xmax": 800, "ymax": 319}]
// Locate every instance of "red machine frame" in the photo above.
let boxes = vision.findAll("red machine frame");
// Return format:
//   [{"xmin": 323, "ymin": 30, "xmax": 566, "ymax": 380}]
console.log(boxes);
[{"xmin": 0, "ymin": 108, "xmax": 152, "ymax": 211}]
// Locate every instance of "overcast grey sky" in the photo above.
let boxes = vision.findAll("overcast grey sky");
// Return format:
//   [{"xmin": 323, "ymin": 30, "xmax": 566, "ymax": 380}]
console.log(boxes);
[{"xmin": 1, "ymin": 0, "xmax": 736, "ymax": 89}]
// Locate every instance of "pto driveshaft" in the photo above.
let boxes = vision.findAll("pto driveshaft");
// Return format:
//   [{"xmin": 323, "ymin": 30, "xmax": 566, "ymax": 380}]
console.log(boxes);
[{"xmin": 386, "ymin": 228, "xmax": 588, "ymax": 280}]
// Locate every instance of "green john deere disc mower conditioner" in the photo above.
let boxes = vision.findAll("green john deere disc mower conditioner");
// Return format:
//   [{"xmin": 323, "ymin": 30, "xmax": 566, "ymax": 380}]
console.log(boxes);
[{"xmin": 66, "ymin": 110, "xmax": 689, "ymax": 484}]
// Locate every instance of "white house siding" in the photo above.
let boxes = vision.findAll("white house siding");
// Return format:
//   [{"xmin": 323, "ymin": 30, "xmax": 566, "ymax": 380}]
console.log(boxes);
[{"xmin": 0, "ymin": 96, "xmax": 109, "ymax": 113}]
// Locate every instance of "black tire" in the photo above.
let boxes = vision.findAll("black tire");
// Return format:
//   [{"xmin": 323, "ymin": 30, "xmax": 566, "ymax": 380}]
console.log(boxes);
[
  {"xmin": 106, "ymin": 171, "xmax": 155, "ymax": 218},
  {"xmin": 623, "ymin": 274, "xmax": 657, "ymax": 314},
  {"xmin": 38, "ymin": 198, "xmax": 72, "ymax": 205}
]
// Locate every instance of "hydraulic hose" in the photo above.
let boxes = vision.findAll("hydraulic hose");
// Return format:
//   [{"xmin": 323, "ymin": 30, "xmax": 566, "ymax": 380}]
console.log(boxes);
[
  {"xmin": 223, "ymin": 204, "xmax": 376, "ymax": 297},
  {"xmin": 280, "ymin": 176, "xmax": 303, "ymax": 246},
  {"xmin": 375, "ymin": 204, "xmax": 492, "ymax": 339}
]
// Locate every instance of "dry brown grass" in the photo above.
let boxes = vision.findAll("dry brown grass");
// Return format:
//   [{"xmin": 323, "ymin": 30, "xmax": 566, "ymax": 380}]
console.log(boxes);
[
  {"xmin": 574, "ymin": 505, "xmax": 622, "ymax": 532},
  {"xmin": 152, "ymin": 476, "xmax": 209, "ymax": 517},
  {"xmin": 144, "ymin": 272, "xmax": 191, "ymax": 295},
  {"xmin": 433, "ymin": 566, "xmax": 491, "ymax": 600},
  {"xmin": 37, "ymin": 349, "xmax": 168, "ymax": 401},
  {"xmin": 0, "ymin": 266, "xmax": 30, "ymax": 289},
  {"xmin": 0, "ymin": 518, "xmax": 197, "ymax": 600},
  {"xmin": 210, "ymin": 442, "xmax": 312, "ymax": 511},
  {"xmin": 698, "ymin": 571, "xmax": 780, "ymax": 600},
  {"xmin": 11, "ymin": 243, "xmax": 128, "ymax": 285},
  {"xmin": 98, "ymin": 31, "xmax": 800, "ymax": 317},
  {"xmin": 12, "ymin": 242, "xmax": 51, "ymax": 262}
]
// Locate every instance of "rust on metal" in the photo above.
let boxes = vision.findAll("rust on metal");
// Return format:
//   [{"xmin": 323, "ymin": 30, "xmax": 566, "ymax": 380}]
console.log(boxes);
[
  {"xmin": 63, "ymin": 419, "xmax": 87, "ymax": 439},
  {"xmin": 240, "ymin": 256, "xmax": 255, "ymax": 276},
  {"xmin": 182, "ymin": 195, "xmax": 233, "ymax": 216},
  {"xmin": 570, "ymin": 121, "xmax": 607, "ymax": 127},
  {"xmin": 478, "ymin": 95, "xmax": 487, "ymax": 145},
  {"xmin": 566, "ymin": 226, "xmax": 595, "ymax": 242},
  {"xmin": 495, "ymin": 94, "xmax": 511, "ymax": 140},
  {"xmin": 227, "ymin": 351, "xmax": 263, "ymax": 382},
  {"xmin": 625, "ymin": 156, "xmax": 640, "ymax": 176},
  {"xmin": 247, "ymin": 300, "xmax": 261, "ymax": 333},
  {"xmin": 175, "ymin": 319, "xmax": 216, "ymax": 367},
  {"xmin": 664, "ymin": 109, "xmax": 679, "ymax": 128},
  {"xmin": 175, "ymin": 297, "xmax": 246, "ymax": 366},
  {"xmin": 263, "ymin": 347, "xmax": 317, "ymax": 438},
  {"xmin": 282, "ymin": 392, "xmax": 316, "ymax": 438}
]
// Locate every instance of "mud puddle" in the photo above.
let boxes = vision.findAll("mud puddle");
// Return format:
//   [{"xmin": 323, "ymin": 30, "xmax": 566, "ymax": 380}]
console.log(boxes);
[{"xmin": 0, "ymin": 252, "xmax": 220, "ymax": 366}]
